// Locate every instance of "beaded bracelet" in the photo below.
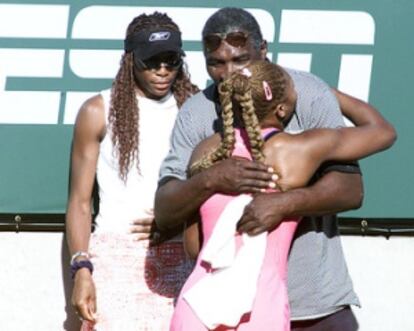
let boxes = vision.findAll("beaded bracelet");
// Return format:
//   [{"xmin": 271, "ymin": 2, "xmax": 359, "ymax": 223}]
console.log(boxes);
[
  {"xmin": 70, "ymin": 251, "xmax": 90, "ymax": 265},
  {"xmin": 71, "ymin": 259, "xmax": 94, "ymax": 279}
]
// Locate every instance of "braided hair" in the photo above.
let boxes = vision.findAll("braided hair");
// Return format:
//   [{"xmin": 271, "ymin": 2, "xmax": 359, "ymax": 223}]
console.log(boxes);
[
  {"xmin": 109, "ymin": 12, "xmax": 199, "ymax": 181},
  {"xmin": 189, "ymin": 60, "xmax": 288, "ymax": 175}
]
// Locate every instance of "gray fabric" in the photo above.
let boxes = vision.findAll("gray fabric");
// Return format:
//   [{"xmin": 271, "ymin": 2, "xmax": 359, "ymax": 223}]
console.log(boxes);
[{"xmin": 158, "ymin": 68, "xmax": 360, "ymax": 319}]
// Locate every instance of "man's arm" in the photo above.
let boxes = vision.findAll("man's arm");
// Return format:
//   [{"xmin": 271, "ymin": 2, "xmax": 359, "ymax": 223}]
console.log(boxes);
[
  {"xmin": 155, "ymin": 96, "xmax": 275, "ymax": 230},
  {"xmin": 155, "ymin": 154, "xmax": 275, "ymax": 230},
  {"xmin": 237, "ymin": 171, "xmax": 362, "ymax": 235}
]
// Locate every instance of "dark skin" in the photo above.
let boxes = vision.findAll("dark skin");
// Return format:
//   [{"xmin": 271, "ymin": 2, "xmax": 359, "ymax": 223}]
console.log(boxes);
[
  {"xmin": 154, "ymin": 32, "xmax": 396, "ymax": 235},
  {"xmin": 183, "ymin": 71, "xmax": 397, "ymax": 256}
]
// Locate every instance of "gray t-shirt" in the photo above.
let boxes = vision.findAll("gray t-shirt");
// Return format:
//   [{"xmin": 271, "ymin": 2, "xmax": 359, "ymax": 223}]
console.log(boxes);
[{"xmin": 159, "ymin": 68, "xmax": 360, "ymax": 319}]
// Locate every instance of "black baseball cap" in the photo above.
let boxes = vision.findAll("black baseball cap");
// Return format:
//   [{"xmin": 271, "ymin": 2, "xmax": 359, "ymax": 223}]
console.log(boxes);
[{"xmin": 124, "ymin": 29, "xmax": 185, "ymax": 61}]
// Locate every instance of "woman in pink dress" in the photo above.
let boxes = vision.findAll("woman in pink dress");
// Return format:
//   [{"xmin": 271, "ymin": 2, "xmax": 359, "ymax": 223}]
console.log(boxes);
[{"xmin": 170, "ymin": 60, "xmax": 394, "ymax": 331}]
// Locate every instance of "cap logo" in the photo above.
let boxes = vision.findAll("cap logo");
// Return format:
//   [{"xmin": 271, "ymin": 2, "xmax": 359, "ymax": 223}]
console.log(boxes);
[{"xmin": 149, "ymin": 31, "xmax": 171, "ymax": 42}]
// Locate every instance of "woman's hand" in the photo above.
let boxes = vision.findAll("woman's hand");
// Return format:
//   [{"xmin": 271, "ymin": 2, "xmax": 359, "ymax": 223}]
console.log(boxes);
[
  {"xmin": 71, "ymin": 268, "xmax": 97, "ymax": 323},
  {"xmin": 130, "ymin": 209, "xmax": 154, "ymax": 241},
  {"xmin": 130, "ymin": 209, "xmax": 182, "ymax": 245}
]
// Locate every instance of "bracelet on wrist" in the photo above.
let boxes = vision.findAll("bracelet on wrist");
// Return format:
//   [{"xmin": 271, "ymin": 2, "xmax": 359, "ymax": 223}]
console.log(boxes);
[
  {"xmin": 70, "ymin": 251, "xmax": 90, "ymax": 265},
  {"xmin": 71, "ymin": 259, "xmax": 94, "ymax": 279}
]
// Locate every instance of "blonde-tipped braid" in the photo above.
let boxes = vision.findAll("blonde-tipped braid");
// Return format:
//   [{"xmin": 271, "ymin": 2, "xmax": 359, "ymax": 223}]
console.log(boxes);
[
  {"xmin": 188, "ymin": 61, "xmax": 289, "ymax": 177},
  {"xmin": 231, "ymin": 73, "xmax": 265, "ymax": 163},
  {"xmin": 188, "ymin": 80, "xmax": 236, "ymax": 176},
  {"xmin": 239, "ymin": 97, "xmax": 265, "ymax": 164},
  {"xmin": 189, "ymin": 71, "xmax": 266, "ymax": 176}
]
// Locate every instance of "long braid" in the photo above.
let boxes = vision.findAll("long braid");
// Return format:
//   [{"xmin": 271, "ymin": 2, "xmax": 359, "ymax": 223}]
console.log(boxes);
[
  {"xmin": 188, "ymin": 80, "xmax": 235, "ymax": 176},
  {"xmin": 109, "ymin": 51, "xmax": 138, "ymax": 181},
  {"xmin": 231, "ymin": 73, "xmax": 265, "ymax": 163},
  {"xmin": 239, "ymin": 97, "xmax": 265, "ymax": 163},
  {"xmin": 109, "ymin": 12, "xmax": 198, "ymax": 181}
]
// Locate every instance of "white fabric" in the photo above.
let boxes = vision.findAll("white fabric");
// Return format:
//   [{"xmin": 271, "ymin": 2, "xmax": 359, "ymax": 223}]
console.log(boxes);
[
  {"xmin": 94, "ymin": 89, "xmax": 178, "ymax": 233},
  {"xmin": 183, "ymin": 194, "xmax": 267, "ymax": 329}
]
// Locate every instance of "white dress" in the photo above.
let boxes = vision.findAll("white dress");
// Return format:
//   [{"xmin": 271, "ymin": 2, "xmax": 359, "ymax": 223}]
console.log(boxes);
[{"xmin": 83, "ymin": 89, "xmax": 193, "ymax": 331}]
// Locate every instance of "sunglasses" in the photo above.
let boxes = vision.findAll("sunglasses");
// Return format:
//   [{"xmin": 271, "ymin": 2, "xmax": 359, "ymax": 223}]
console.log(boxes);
[
  {"xmin": 135, "ymin": 55, "xmax": 183, "ymax": 71},
  {"xmin": 203, "ymin": 31, "xmax": 249, "ymax": 52}
]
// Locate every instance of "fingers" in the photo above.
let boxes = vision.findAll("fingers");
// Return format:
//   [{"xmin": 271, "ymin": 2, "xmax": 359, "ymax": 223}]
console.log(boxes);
[
  {"xmin": 211, "ymin": 158, "xmax": 279, "ymax": 193},
  {"xmin": 236, "ymin": 173, "xmax": 279, "ymax": 192},
  {"xmin": 130, "ymin": 217, "xmax": 154, "ymax": 238},
  {"xmin": 131, "ymin": 217, "xmax": 153, "ymax": 226},
  {"xmin": 134, "ymin": 233, "xmax": 152, "ymax": 241},
  {"xmin": 236, "ymin": 206, "xmax": 265, "ymax": 235},
  {"xmin": 144, "ymin": 208, "xmax": 154, "ymax": 215},
  {"xmin": 88, "ymin": 298, "xmax": 97, "ymax": 321},
  {"xmin": 236, "ymin": 219, "xmax": 267, "ymax": 236},
  {"xmin": 76, "ymin": 301, "xmax": 96, "ymax": 322},
  {"xmin": 232, "ymin": 156, "xmax": 270, "ymax": 171},
  {"xmin": 129, "ymin": 223, "xmax": 152, "ymax": 234}
]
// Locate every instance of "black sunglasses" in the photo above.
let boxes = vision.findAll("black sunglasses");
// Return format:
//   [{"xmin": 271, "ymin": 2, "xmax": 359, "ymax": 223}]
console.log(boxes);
[
  {"xmin": 203, "ymin": 31, "xmax": 249, "ymax": 52},
  {"xmin": 135, "ymin": 55, "xmax": 183, "ymax": 71}
]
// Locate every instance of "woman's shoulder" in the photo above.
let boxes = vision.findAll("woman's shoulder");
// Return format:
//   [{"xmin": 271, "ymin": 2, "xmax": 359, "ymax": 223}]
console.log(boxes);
[
  {"xmin": 190, "ymin": 133, "xmax": 221, "ymax": 164},
  {"xmin": 74, "ymin": 94, "xmax": 106, "ymax": 140}
]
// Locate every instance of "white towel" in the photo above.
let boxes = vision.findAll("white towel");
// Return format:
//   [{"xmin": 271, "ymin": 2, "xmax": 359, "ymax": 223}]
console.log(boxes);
[{"xmin": 183, "ymin": 194, "xmax": 267, "ymax": 329}]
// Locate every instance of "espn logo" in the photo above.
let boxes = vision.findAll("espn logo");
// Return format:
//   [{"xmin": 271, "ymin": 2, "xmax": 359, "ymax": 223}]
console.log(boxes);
[{"xmin": 0, "ymin": 4, "xmax": 375, "ymax": 124}]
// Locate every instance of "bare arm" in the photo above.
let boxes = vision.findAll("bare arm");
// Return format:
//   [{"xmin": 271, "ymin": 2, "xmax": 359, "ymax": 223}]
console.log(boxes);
[
  {"xmin": 65, "ymin": 95, "xmax": 105, "ymax": 322},
  {"xmin": 238, "ymin": 90, "xmax": 390, "ymax": 235},
  {"xmin": 183, "ymin": 216, "xmax": 202, "ymax": 260},
  {"xmin": 332, "ymin": 89, "xmax": 397, "ymax": 157},
  {"xmin": 66, "ymin": 95, "xmax": 105, "ymax": 258},
  {"xmin": 264, "ymin": 90, "xmax": 396, "ymax": 191}
]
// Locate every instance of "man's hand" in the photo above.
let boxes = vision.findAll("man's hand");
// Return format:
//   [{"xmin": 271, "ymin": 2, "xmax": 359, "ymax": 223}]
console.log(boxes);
[
  {"xmin": 155, "ymin": 157, "xmax": 277, "ymax": 230},
  {"xmin": 204, "ymin": 157, "xmax": 277, "ymax": 194},
  {"xmin": 236, "ymin": 192, "xmax": 288, "ymax": 236}
]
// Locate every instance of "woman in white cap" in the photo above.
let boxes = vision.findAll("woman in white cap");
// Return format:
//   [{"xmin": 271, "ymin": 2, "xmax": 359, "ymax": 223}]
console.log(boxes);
[{"xmin": 66, "ymin": 12, "xmax": 198, "ymax": 330}]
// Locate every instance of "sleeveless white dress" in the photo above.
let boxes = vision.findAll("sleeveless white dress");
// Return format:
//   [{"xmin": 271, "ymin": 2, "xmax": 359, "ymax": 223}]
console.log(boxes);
[{"xmin": 82, "ymin": 89, "xmax": 193, "ymax": 331}]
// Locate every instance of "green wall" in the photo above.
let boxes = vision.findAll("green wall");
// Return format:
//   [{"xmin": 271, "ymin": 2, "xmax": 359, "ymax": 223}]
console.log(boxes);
[{"xmin": 0, "ymin": 0, "xmax": 412, "ymax": 218}]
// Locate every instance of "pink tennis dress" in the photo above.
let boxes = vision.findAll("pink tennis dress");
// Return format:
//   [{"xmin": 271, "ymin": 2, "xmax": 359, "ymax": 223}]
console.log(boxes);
[{"xmin": 170, "ymin": 128, "xmax": 299, "ymax": 331}]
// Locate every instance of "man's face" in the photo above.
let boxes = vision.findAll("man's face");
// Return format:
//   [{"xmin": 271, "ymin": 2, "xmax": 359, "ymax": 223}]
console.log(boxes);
[
  {"xmin": 133, "ymin": 51, "xmax": 181, "ymax": 100},
  {"xmin": 204, "ymin": 34, "xmax": 266, "ymax": 83}
]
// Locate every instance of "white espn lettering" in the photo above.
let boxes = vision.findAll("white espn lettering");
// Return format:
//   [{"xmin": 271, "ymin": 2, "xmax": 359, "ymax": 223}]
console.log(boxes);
[
  {"xmin": 0, "ymin": 49, "xmax": 65, "ymax": 124},
  {"xmin": 0, "ymin": 6, "xmax": 374, "ymax": 124},
  {"xmin": 278, "ymin": 10, "xmax": 375, "ymax": 102},
  {"xmin": 66, "ymin": 6, "xmax": 275, "ymax": 124},
  {"xmin": 0, "ymin": 4, "xmax": 69, "ymax": 124},
  {"xmin": 0, "ymin": 4, "xmax": 69, "ymax": 38},
  {"xmin": 279, "ymin": 10, "xmax": 375, "ymax": 45}
]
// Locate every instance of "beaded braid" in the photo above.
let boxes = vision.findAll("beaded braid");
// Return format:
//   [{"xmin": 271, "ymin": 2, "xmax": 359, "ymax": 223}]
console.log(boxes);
[{"xmin": 108, "ymin": 12, "xmax": 199, "ymax": 181}]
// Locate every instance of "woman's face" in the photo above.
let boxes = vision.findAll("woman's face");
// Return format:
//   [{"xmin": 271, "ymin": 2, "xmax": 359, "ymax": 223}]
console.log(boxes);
[{"xmin": 133, "ymin": 51, "xmax": 182, "ymax": 99}]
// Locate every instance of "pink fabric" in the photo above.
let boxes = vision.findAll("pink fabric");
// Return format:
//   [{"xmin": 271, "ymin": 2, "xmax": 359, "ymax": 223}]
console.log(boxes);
[
  {"xmin": 171, "ymin": 129, "xmax": 298, "ymax": 331},
  {"xmin": 82, "ymin": 234, "xmax": 193, "ymax": 331}
]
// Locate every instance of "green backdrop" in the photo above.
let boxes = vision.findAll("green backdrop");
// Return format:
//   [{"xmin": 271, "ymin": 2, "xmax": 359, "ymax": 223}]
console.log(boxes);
[{"xmin": 0, "ymin": 0, "xmax": 412, "ymax": 219}]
